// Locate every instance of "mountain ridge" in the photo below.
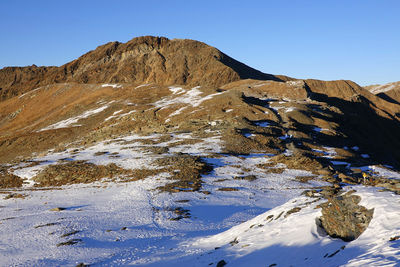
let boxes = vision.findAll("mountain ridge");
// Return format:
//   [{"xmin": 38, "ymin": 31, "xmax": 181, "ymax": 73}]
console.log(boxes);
[{"xmin": 0, "ymin": 36, "xmax": 291, "ymax": 101}]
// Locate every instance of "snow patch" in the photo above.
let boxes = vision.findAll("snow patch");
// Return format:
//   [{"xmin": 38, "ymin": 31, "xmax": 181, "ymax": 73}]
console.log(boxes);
[
  {"xmin": 39, "ymin": 105, "xmax": 109, "ymax": 131},
  {"xmin": 102, "ymin": 84, "xmax": 122, "ymax": 88}
]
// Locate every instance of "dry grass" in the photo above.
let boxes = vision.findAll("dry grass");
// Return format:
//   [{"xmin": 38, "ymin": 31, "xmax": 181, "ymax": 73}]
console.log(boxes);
[{"xmin": 0, "ymin": 167, "xmax": 23, "ymax": 188}]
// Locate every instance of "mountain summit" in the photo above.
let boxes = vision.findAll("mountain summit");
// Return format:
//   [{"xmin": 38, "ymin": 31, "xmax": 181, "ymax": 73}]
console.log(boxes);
[{"xmin": 0, "ymin": 36, "xmax": 290, "ymax": 100}]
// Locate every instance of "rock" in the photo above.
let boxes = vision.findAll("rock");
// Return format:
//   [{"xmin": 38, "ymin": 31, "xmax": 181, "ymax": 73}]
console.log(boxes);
[
  {"xmin": 302, "ymin": 189, "xmax": 319, "ymax": 198},
  {"xmin": 318, "ymin": 191, "xmax": 374, "ymax": 241},
  {"xmin": 284, "ymin": 207, "xmax": 301, "ymax": 218},
  {"xmin": 339, "ymin": 174, "xmax": 358, "ymax": 184},
  {"xmin": 233, "ymin": 175, "xmax": 257, "ymax": 181},
  {"xmin": 216, "ymin": 260, "xmax": 227, "ymax": 267},
  {"xmin": 317, "ymin": 169, "xmax": 332, "ymax": 176},
  {"xmin": 56, "ymin": 238, "xmax": 82, "ymax": 247},
  {"xmin": 319, "ymin": 186, "xmax": 341, "ymax": 198},
  {"xmin": 50, "ymin": 207, "xmax": 66, "ymax": 212}
]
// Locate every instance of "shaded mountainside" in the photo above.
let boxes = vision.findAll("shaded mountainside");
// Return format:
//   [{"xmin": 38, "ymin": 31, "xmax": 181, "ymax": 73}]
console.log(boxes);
[{"xmin": 0, "ymin": 36, "xmax": 290, "ymax": 101}]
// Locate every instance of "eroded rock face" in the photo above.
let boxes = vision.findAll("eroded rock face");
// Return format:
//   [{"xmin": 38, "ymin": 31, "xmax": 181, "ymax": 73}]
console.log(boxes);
[{"xmin": 318, "ymin": 191, "xmax": 374, "ymax": 241}]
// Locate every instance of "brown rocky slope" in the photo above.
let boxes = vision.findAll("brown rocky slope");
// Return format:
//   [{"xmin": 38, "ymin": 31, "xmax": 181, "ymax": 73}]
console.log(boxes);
[
  {"xmin": 0, "ymin": 36, "xmax": 291, "ymax": 101},
  {"xmin": 365, "ymin": 81, "xmax": 400, "ymax": 105}
]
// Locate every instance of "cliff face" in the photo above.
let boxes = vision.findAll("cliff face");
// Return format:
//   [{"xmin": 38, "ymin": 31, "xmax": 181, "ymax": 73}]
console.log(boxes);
[{"xmin": 0, "ymin": 36, "xmax": 288, "ymax": 100}]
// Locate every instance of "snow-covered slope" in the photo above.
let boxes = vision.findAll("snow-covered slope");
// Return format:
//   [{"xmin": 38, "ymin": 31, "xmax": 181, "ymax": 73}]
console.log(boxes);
[{"xmin": 1, "ymin": 182, "xmax": 398, "ymax": 266}]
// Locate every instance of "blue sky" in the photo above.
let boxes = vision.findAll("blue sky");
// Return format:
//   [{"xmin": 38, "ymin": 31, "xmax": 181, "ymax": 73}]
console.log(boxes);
[{"xmin": 1, "ymin": 0, "xmax": 399, "ymax": 85}]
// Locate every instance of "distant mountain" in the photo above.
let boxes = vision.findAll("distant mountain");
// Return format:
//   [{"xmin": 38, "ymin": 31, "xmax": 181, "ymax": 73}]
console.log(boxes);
[
  {"xmin": 0, "ymin": 36, "xmax": 291, "ymax": 101},
  {"xmin": 365, "ymin": 81, "xmax": 400, "ymax": 105}
]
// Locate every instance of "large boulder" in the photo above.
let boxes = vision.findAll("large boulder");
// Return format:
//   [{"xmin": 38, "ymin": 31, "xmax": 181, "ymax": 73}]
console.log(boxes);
[{"xmin": 318, "ymin": 191, "xmax": 374, "ymax": 241}]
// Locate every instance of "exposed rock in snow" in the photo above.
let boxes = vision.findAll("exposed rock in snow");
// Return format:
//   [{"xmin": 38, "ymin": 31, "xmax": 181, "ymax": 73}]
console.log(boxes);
[{"xmin": 319, "ymin": 190, "xmax": 374, "ymax": 241}]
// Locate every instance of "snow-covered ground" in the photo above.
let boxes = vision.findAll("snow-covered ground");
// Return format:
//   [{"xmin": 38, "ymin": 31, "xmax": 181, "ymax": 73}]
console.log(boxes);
[
  {"xmin": 1, "ymin": 132, "xmax": 400, "ymax": 266},
  {"xmin": 1, "ymin": 181, "xmax": 398, "ymax": 266}
]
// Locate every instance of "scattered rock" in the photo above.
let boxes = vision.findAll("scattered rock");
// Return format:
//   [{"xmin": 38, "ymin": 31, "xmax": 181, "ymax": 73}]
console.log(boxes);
[
  {"xmin": 229, "ymin": 237, "xmax": 239, "ymax": 246},
  {"xmin": 4, "ymin": 193, "xmax": 27, "ymax": 199},
  {"xmin": 302, "ymin": 189, "xmax": 320, "ymax": 198},
  {"xmin": 0, "ymin": 167, "xmax": 23, "ymax": 188},
  {"xmin": 61, "ymin": 230, "xmax": 80, "ymax": 238},
  {"xmin": 265, "ymin": 215, "xmax": 274, "ymax": 222},
  {"xmin": 156, "ymin": 154, "xmax": 212, "ymax": 193},
  {"xmin": 389, "ymin": 235, "xmax": 400, "ymax": 241},
  {"xmin": 275, "ymin": 211, "xmax": 284, "ymax": 220},
  {"xmin": 34, "ymin": 222, "xmax": 60, "ymax": 228},
  {"xmin": 216, "ymin": 260, "xmax": 227, "ymax": 267},
  {"xmin": 50, "ymin": 207, "xmax": 66, "ymax": 212},
  {"xmin": 56, "ymin": 239, "xmax": 82, "ymax": 247},
  {"xmin": 33, "ymin": 161, "xmax": 134, "ymax": 186},
  {"xmin": 284, "ymin": 207, "xmax": 301, "ymax": 218},
  {"xmin": 218, "ymin": 187, "xmax": 239, "ymax": 192},
  {"xmin": 234, "ymin": 175, "xmax": 257, "ymax": 181},
  {"xmin": 295, "ymin": 175, "xmax": 316, "ymax": 183}
]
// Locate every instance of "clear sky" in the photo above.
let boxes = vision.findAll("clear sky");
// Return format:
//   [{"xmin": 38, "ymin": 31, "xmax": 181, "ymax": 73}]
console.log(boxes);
[{"xmin": 1, "ymin": 0, "xmax": 399, "ymax": 86}]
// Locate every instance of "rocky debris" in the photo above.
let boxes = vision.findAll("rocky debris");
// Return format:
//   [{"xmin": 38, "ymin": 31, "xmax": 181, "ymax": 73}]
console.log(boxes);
[
  {"xmin": 270, "ymin": 152, "xmax": 324, "ymax": 174},
  {"xmin": 360, "ymin": 174, "xmax": 400, "ymax": 194},
  {"xmin": 61, "ymin": 230, "xmax": 80, "ymax": 238},
  {"xmin": 229, "ymin": 237, "xmax": 239, "ymax": 246},
  {"xmin": 50, "ymin": 207, "xmax": 66, "ymax": 212},
  {"xmin": 34, "ymin": 222, "xmax": 60, "ymax": 228},
  {"xmin": 295, "ymin": 175, "xmax": 317, "ymax": 183},
  {"xmin": 284, "ymin": 207, "xmax": 302, "ymax": 218},
  {"xmin": 233, "ymin": 175, "xmax": 257, "ymax": 181},
  {"xmin": 167, "ymin": 207, "xmax": 191, "ymax": 221},
  {"xmin": 33, "ymin": 161, "xmax": 133, "ymax": 186},
  {"xmin": 318, "ymin": 190, "xmax": 374, "ymax": 241},
  {"xmin": 56, "ymin": 238, "xmax": 82, "ymax": 247},
  {"xmin": 218, "ymin": 187, "xmax": 239, "ymax": 192},
  {"xmin": 3, "ymin": 193, "xmax": 27, "ymax": 199},
  {"xmin": 156, "ymin": 154, "xmax": 212, "ymax": 192}
]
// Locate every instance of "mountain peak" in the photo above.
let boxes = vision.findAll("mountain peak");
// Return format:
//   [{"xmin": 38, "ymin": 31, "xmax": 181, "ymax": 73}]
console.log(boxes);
[{"xmin": 0, "ymin": 36, "xmax": 288, "ymax": 100}]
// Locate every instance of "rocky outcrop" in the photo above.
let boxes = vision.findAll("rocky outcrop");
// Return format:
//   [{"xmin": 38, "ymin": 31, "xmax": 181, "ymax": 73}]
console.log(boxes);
[
  {"xmin": 0, "ymin": 36, "xmax": 289, "ymax": 101},
  {"xmin": 318, "ymin": 191, "xmax": 374, "ymax": 241}
]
